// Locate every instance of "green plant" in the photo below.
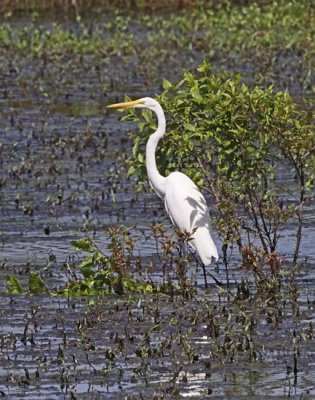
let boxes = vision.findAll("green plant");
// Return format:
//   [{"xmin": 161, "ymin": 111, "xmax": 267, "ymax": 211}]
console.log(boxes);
[
  {"xmin": 124, "ymin": 61, "xmax": 315, "ymax": 288},
  {"xmin": 0, "ymin": 1, "xmax": 313, "ymax": 91},
  {"xmin": 6, "ymin": 271, "xmax": 47, "ymax": 295},
  {"xmin": 65, "ymin": 230, "xmax": 153, "ymax": 296},
  {"xmin": 4, "ymin": 229, "xmax": 153, "ymax": 297}
]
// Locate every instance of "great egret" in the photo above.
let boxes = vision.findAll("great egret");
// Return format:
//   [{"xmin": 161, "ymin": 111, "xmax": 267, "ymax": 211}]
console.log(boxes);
[{"xmin": 107, "ymin": 97, "xmax": 218, "ymax": 285}]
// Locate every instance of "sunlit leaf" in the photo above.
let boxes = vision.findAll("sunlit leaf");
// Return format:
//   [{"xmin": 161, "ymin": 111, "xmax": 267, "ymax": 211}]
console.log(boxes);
[
  {"xmin": 70, "ymin": 238, "xmax": 95, "ymax": 253},
  {"xmin": 29, "ymin": 272, "xmax": 47, "ymax": 295},
  {"xmin": 6, "ymin": 275, "xmax": 23, "ymax": 295},
  {"xmin": 162, "ymin": 79, "xmax": 173, "ymax": 90}
]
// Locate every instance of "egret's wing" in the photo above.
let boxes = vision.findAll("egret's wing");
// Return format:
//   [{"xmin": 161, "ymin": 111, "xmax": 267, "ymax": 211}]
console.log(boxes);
[{"xmin": 164, "ymin": 172, "xmax": 218, "ymax": 265}]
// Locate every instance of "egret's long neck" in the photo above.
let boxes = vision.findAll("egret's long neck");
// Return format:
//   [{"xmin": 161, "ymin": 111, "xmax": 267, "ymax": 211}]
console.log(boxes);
[{"xmin": 146, "ymin": 104, "xmax": 167, "ymax": 197}]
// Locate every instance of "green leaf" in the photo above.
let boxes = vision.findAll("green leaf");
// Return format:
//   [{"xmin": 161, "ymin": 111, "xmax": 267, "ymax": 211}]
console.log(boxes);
[
  {"xmin": 132, "ymin": 136, "xmax": 140, "ymax": 157},
  {"xmin": 162, "ymin": 79, "xmax": 173, "ymax": 90},
  {"xmin": 184, "ymin": 123, "xmax": 196, "ymax": 132},
  {"xmin": 137, "ymin": 152, "xmax": 144, "ymax": 163},
  {"xmin": 79, "ymin": 251, "xmax": 107, "ymax": 270},
  {"xmin": 6, "ymin": 275, "xmax": 23, "ymax": 295},
  {"xmin": 70, "ymin": 238, "xmax": 95, "ymax": 253},
  {"xmin": 79, "ymin": 255, "xmax": 95, "ymax": 270},
  {"xmin": 142, "ymin": 109, "xmax": 152, "ymax": 123},
  {"xmin": 80, "ymin": 266, "xmax": 94, "ymax": 279},
  {"xmin": 29, "ymin": 272, "xmax": 47, "ymax": 295},
  {"xmin": 127, "ymin": 165, "xmax": 136, "ymax": 178},
  {"xmin": 197, "ymin": 60, "xmax": 211, "ymax": 74},
  {"xmin": 190, "ymin": 85, "xmax": 203, "ymax": 103},
  {"xmin": 123, "ymin": 277, "xmax": 153, "ymax": 293}
]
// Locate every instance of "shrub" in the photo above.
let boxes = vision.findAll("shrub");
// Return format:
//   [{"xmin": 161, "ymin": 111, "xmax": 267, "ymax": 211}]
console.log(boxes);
[{"xmin": 124, "ymin": 61, "xmax": 315, "ymax": 283}]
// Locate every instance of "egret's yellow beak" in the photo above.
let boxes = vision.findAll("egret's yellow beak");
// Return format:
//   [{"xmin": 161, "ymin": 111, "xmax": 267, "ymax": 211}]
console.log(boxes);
[{"xmin": 107, "ymin": 99, "xmax": 144, "ymax": 109}]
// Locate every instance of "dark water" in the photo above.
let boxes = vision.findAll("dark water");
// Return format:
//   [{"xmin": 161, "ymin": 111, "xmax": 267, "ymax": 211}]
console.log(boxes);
[
  {"xmin": 0, "ymin": 10, "xmax": 315, "ymax": 400},
  {"xmin": 0, "ymin": 291, "xmax": 314, "ymax": 399}
]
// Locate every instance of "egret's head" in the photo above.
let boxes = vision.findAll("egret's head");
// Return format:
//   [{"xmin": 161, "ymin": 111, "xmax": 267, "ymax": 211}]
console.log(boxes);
[{"xmin": 107, "ymin": 97, "xmax": 159, "ymax": 111}]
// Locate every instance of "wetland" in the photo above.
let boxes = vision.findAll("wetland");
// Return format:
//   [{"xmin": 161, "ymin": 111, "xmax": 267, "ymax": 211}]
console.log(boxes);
[{"xmin": 0, "ymin": 1, "xmax": 314, "ymax": 398}]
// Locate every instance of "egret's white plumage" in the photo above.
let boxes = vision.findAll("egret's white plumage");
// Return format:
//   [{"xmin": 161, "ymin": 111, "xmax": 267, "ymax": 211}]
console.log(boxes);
[
  {"xmin": 164, "ymin": 171, "xmax": 218, "ymax": 265},
  {"xmin": 107, "ymin": 97, "xmax": 218, "ymax": 267}
]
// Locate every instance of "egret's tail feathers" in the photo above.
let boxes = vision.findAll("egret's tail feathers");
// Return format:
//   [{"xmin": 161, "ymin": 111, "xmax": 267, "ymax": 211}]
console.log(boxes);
[{"xmin": 192, "ymin": 228, "xmax": 218, "ymax": 266}]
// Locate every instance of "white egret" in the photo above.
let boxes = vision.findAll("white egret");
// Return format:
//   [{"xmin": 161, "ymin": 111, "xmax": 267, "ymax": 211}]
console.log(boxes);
[{"xmin": 107, "ymin": 97, "xmax": 218, "ymax": 286}]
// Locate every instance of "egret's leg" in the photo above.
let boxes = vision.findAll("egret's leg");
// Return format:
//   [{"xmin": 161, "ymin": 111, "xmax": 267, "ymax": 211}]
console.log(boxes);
[
  {"xmin": 190, "ymin": 251, "xmax": 222, "ymax": 287},
  {"xmin": 205, "ymin": 264, "xmax": 222, "ymax": 287},
  {"xmin": 202, "ymin": 263, "xmax": 208, "ymax": 288}
]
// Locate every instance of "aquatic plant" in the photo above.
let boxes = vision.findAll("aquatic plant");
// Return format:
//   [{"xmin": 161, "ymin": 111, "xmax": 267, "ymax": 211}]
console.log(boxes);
[
  {"xmin": 5, "ymin": 227, "xmax": 153, "ymax": 296},
  {"xmin": 64, "ymin": 229, "xmax": 153, "ymax": 295},
  {"xmin": 6, "ymin": 271, "xmax": 47, "ymax": 295},
  {"xmin": 0, "ymin": 0, "xmax": 313, "ymax": 92}
]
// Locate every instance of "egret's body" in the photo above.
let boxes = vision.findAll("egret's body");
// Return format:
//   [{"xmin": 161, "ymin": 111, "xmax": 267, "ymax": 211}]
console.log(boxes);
[
  {"xmin": 108, "ymin": 97, "xmax": 218, "ymax": 271},
  {"xmin": 164, "ymin": 171, "xmax": 218, "ymax": 266}
]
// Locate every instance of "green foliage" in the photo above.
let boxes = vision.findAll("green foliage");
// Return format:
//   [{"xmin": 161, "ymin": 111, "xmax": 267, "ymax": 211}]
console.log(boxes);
[
  {"xmin": 29, "ymin": 271, "xmax": 47, "ymax": 294},
  {"xmin": 6, "ymin": 275, "xmax": 23, "ymax": 295},
  {"xmin": 0, "ymin": 17, "xmax": 135, "ymax": 57},
  {"xmin": 4, "ymin": 229, "xmax": 153, "ymax": 297},
  {"xmin": 0, "ymin": 1, "xmax": 313, "ymax": 89},
  {"xmin": 70, "ymin": 237, "xmax": 96, "ymax": 253},
  {"xmin": 125, "ymin": 61, "xmax": 315, "ymax": 276},
  {"xmin": 6, "ymin": 272, "xmax": 47, "ymax": 295},
  {"xmin": 64, "ymin": 231, "xmax": 153, "ymax": 296}
]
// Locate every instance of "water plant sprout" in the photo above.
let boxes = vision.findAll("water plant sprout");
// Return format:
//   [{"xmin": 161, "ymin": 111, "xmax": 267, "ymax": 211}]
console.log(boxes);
[{"xmin": 107, "ymin": 97, "xmax": 218, "ymax": 286}]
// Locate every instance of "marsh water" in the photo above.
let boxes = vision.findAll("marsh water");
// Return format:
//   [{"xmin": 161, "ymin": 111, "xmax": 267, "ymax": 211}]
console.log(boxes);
[{"xmin": 0, "ymin": 7, "xmax": 315, "ymax": 400}]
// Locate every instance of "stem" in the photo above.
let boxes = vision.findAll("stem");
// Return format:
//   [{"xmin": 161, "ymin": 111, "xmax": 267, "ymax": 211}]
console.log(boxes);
[
  {"xmin": 293, "ymin": 161, "xmax": 305, "ymax": 265},
  {"xmin": 248, "ymin": 191, "xmax": 269, "ymax": 254},
  {"xmin": 222, "ymin": 242, "xmax": 230, "ymax": 291}
]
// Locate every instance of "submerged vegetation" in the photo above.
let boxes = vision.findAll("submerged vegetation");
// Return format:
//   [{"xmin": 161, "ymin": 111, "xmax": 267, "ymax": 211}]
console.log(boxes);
[{"xmin": 0, "ymin": 0, "xmax": 314, "ymax": 398}]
